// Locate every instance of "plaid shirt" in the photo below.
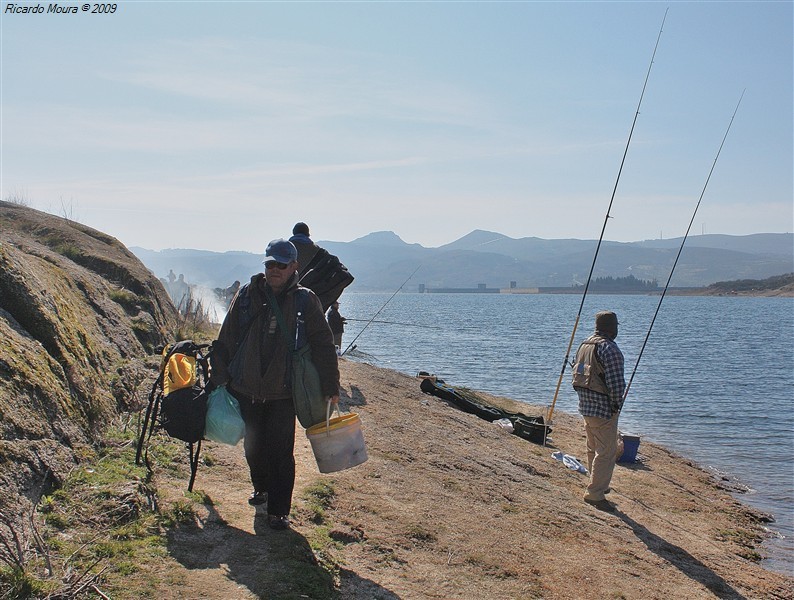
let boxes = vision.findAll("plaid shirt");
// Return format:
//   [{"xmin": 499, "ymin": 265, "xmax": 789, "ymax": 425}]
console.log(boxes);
[{"xmin": 576, "ymin": 333, "xmax": 626, "ymax": 419}]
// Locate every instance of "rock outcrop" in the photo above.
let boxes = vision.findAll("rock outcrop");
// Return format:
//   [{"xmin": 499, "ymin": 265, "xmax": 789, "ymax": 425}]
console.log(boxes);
[{"xmin": 0, "ymin": 201, "xmax": 177, "ymax": 514}]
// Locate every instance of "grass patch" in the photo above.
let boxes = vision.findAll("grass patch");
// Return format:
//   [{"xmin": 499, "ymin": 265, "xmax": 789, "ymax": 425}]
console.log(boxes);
[
  {"xmin": 109, "ymin": 287, "xmax": 141, "ymax": 312},
  {"xmin": 142, "ymin": 434, "xmax": 191, "ymax": 477},
  {"xmin": 406, "ymin": 524, "xmax": 436, "ymax": 544},
  {"xmin": 161, "ymin": 500, "xmax": 197, "ymax": 528},
  {"xmin": 52, "ymin": 242, "xmax": 82, "ymax": 260},
  {"xmin": 185, "ymin": 489, "xmax": 213, "ymax": 506},
  {"xmin": 302, "ymin": 479, "xmax": 336, "ymax": 524},
  {"xmin": 130, "ymin": 317, "xmax": 155, "ymax": 336},
  {"xmin": 717, "ymin": 528, "xmax": 763, "ymax": 561},
  {"xmin": 0, "ymin": 567, "xmax": 50, "ymax": 599},
  {"xmin": 4, "ymin": 418, "xmax": 347, "ymax": 599},
  {"xmin": 0, "ymin": 420, "xmax": 189, "ymax": 598},
  {"xmin": 201, "ymin": 451, "xmax": 217, "ymax": 467},
  {"xmin": 294, "ymin": 479, "xmax": 346, "ymax": 594}
]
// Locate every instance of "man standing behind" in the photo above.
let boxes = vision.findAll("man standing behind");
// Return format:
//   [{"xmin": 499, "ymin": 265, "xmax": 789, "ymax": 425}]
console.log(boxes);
[
  {"xmin": 572, "ymin": 311, "xmax": 626, "ymax": 513},
  {"xmin": 211, "ymin": 239, "xmax": 340, "ymax": 530},
  {"xmin": 289, "ymin": 222, "xmax": 320, "ymax": 277},
  {"xmin": 326, "ymin": 301, "xmax": 346, "ymax": 352}
]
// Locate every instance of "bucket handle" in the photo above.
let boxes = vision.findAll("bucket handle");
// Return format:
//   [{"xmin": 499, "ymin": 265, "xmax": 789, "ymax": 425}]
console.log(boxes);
[{"xmin": 323, "ymin": 399, "xmax": 340, "ymax": 436}]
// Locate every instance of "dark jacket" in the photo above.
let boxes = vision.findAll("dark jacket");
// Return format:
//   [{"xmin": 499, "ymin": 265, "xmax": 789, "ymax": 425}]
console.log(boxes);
[
  {"xmin": 326, "ymin": 307, "xmax": 345, "ymax": 334},
  {"xmin": 211, "ymin": 272, "xmax": 339, "ymax": 401},
  {"xmin": 289, "ymin": 233, "xmax": 320, "ymax": 277}
]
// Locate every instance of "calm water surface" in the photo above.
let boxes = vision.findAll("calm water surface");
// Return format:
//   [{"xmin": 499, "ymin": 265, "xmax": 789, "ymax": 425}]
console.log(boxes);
[{"xmin": 337, "ymin": 292, "xmax": 794, "ymax": 575}]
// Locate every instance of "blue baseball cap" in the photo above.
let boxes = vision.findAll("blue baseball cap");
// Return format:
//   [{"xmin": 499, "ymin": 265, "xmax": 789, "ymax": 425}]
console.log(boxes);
[{"xmin": 264, "ymin": 239, "xmax": 298, "ymax": 264}]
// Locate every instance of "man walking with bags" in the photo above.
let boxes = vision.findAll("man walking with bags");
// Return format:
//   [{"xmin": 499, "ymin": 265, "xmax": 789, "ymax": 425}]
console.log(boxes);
[{"xmin": 211, "ymin": 239, "xmax": 339, "ymax": 530}]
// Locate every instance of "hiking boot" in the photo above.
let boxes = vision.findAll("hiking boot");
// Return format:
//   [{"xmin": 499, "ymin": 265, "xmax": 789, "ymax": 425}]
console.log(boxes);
[
  {"xmin": 248, "ymin": 491, "xmax": 268, "ymax": 506},
  {"xmin": 584, "ymin": 498, "xmax": 615, "ymax": 513},
  {"xmin": 267, "ymin": 514, "xmax": 290, "ymax": 530}
]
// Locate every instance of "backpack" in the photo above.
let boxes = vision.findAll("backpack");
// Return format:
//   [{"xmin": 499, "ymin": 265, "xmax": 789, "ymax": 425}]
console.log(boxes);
[
  {"xmin": 234, "ymin": 285, "xmax": 325, "ymax": 427},
  {"xmin": 571, "ymin": 336, "xmax": 609, "ymax": 396},
  {"xmin": 235, "ymin": 281, "xmax": 311, "ymax": 337},
  {"xmin": 298, "ymin": 248, "xmax": 354, "ymax": 311},
  {"xmin": 135, "ymin": 340, "xmax": 212, "ymax": 491}
]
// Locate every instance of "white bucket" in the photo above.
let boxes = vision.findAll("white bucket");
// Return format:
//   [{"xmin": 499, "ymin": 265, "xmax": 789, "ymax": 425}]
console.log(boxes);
[{"xmin": 305, "ymin": 407, "xmax": 368, "ymax": 474}]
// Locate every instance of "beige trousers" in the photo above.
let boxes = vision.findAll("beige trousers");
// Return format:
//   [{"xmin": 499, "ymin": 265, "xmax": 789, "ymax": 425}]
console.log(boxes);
[{"xmin": 583, "ymin": 412, "xmax": 619, "ymax": 502}]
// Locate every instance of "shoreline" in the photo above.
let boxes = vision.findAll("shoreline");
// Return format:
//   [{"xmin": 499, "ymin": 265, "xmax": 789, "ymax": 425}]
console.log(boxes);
[
  {"xmin": 609, "ymin": 404, "xmax": 792, "ymax": 575},
  {"xmin": 155, "ymin": 359, "xmax": 793, "ymax": 598},
  {"xmin": 463, "ymin": 373, "xmax": 792, "ymax": 577},
  {"xmin": 516, "ymin": 389, "xmax": 792, "ymax": 576},
  {"xmin": 360, "ymin": 356, "xmax": 794, "ymax": 578},
  {"xmin": 354, "ymin": 288, "xmax": 794, "ymax": 297}
]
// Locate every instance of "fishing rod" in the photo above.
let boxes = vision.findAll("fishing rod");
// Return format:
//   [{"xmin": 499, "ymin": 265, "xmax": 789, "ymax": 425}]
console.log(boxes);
[
  {"xmin": 341, "ymin": 265, "xmax": 421, "ymax": 355},
  {"xmin": 345, "ymin": 318, "xmax": 445, "ymax": 331},
  {"xmin": 623, "ymin": 91, "xmax": 744, "ymax": 401},
  {"xmin": 547, "ymin": 9, "xmax": 668, "ymax": 425}
]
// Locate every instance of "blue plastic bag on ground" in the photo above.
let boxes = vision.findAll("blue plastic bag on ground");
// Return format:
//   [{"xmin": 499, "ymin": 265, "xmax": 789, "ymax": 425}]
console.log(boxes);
[{"xmin": 204, "ymin": 386, "xmax": 245, "ymax": 445}]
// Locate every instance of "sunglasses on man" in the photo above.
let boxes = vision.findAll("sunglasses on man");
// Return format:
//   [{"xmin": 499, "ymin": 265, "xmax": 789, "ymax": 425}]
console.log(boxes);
[{"xmin": 264, "ymin": 260, "xmax": 292, "ymax": 271}]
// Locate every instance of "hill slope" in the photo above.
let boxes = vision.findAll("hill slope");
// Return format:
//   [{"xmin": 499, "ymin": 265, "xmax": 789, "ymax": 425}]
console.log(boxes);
[{"xmin": 0, "ymin": 201, "xmax": 176, "ymax": 522}]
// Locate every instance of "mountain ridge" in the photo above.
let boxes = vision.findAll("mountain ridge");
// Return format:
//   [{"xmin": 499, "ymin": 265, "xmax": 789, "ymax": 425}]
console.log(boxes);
[{"xmin": 131, "ymin": 231, "xmax": 793, "ymax": 292}]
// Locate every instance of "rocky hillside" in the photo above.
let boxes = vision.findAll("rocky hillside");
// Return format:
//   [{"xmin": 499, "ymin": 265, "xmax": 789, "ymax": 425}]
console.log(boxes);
[
  {"xmin": 703, "ymin": 273, "xmax": 794, "ymax": 297},
  {"xmin": 0, "ymin": 201, "xmax": 177, "ymax": 520}
]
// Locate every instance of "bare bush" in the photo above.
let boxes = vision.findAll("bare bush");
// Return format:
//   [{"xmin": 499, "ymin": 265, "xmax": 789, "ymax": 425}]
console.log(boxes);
[
  {"xmin": 175, "ymin": 288, "xmax": 218, "ymax": 341},
  {"xmin": 3, "ymin": 188, "xmax": 30, "ymax": 206}
]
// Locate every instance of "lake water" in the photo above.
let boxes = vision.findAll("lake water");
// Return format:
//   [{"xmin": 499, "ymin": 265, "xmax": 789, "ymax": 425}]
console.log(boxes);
[{"xmin": 336, "ymin": 292, "xmax": 794, "ymax": 576}]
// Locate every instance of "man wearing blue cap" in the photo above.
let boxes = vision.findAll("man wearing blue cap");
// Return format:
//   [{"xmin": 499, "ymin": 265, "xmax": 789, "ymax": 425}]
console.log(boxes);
[{"xmin": 211, "ymin": 239, "xmax": 340, "ymax": 530}]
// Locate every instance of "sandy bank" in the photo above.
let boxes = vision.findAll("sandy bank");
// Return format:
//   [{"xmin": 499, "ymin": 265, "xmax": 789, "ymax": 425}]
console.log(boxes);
[{"xmin": 148, "ymin": 359, "xmax": 792, "ymax": 599}]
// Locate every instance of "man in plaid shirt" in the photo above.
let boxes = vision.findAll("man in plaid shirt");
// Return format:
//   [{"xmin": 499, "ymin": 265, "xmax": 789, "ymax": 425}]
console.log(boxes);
[{"xmin": 572, "ymin": 311, "xmax": 625, "ymax": 512}]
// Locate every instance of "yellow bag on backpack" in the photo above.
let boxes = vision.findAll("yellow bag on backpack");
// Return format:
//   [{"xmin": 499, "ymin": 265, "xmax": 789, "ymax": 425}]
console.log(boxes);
[{"xmin": 162, "ymin": 349, "xmax": 197, "ymax": 396}]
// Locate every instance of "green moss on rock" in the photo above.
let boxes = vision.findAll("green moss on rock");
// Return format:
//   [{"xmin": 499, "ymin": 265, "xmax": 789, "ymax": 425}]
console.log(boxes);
[{"xmin": 0, "ymin": 200, "xmax": 181, "ymax": 528}]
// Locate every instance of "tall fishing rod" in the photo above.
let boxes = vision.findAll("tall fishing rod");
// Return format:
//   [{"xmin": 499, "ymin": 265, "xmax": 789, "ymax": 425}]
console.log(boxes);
[
  {"xmin": 547, "ymin": 9, "xmax": 668, "ymax": 425},
  {"xmin": 623, "ymin": 91, "xmax": 744, "ymax": 401},
  {"xmin": 341, "ymin": 265, "xmax": 421, "ymax": 355}
]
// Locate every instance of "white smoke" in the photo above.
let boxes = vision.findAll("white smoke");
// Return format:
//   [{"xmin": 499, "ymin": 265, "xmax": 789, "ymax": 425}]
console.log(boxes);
[{"xmin": 189, "ymin": 284, "xmax": 228, "ymax": 325}]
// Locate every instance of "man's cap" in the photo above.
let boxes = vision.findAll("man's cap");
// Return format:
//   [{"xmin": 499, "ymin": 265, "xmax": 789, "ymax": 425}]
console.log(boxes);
[
  {"xmin": 264, "ymin": 239, "xmax": 298, "ymax": 264},
  {"xmin": 292, "ymin": 222, "xmax": 310, "ymax": 236},
  {"xmin": 595, "ymin": 311, "xmax": 619, "ymax": 335}
]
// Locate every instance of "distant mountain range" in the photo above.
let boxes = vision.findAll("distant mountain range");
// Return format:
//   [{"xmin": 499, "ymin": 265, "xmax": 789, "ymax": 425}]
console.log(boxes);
[{"xmin": 131, "ymin": 231, "xmax": 794, "ymax": 292}]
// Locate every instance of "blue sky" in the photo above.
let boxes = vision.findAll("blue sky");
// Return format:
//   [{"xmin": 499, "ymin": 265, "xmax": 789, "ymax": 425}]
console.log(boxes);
[{"xmin": 2, "ymin": 1, "xmax": 792, "ymax": 253}]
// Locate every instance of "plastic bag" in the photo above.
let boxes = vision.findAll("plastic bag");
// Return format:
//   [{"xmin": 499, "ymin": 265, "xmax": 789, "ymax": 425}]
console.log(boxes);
[
  {"xmin": 204, "ymin": 386, "xmax": 245, "ymax": 445},
  {"xmin": 291, "ymin": 344, "xmax": 326, "ymax": 429},
  {"xmin": 494, "ymin": 418, "xmax": 514, "ymax": 433}
]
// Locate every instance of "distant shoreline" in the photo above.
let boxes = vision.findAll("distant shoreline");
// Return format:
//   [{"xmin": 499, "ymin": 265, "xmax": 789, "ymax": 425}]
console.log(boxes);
[{"xmin": 412, "ymin": 287, "xmax": 794, "ymax": 297}]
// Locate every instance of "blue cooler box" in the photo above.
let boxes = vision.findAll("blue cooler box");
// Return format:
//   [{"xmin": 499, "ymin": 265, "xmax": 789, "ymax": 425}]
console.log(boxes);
[{"xmin": 618, "ymin": 434, "xmax": 640, "ymax": 463}]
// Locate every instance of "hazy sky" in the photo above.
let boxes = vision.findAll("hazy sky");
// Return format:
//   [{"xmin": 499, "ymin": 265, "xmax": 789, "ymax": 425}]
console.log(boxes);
[{"xmin": 2, "ymin": 1, "xmax": 792, "ymax": 253}]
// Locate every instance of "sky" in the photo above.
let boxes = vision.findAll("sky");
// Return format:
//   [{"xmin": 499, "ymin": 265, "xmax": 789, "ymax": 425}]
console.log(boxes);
[{"xmin": 1, "ymin": 1, "xmax": 792, "ymax": 253}]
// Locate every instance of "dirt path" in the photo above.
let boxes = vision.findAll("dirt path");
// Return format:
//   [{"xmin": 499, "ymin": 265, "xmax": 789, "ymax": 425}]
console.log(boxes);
[{"xmin": 133, "ymin": 360, "xmax": 792, "ymax": 599}]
